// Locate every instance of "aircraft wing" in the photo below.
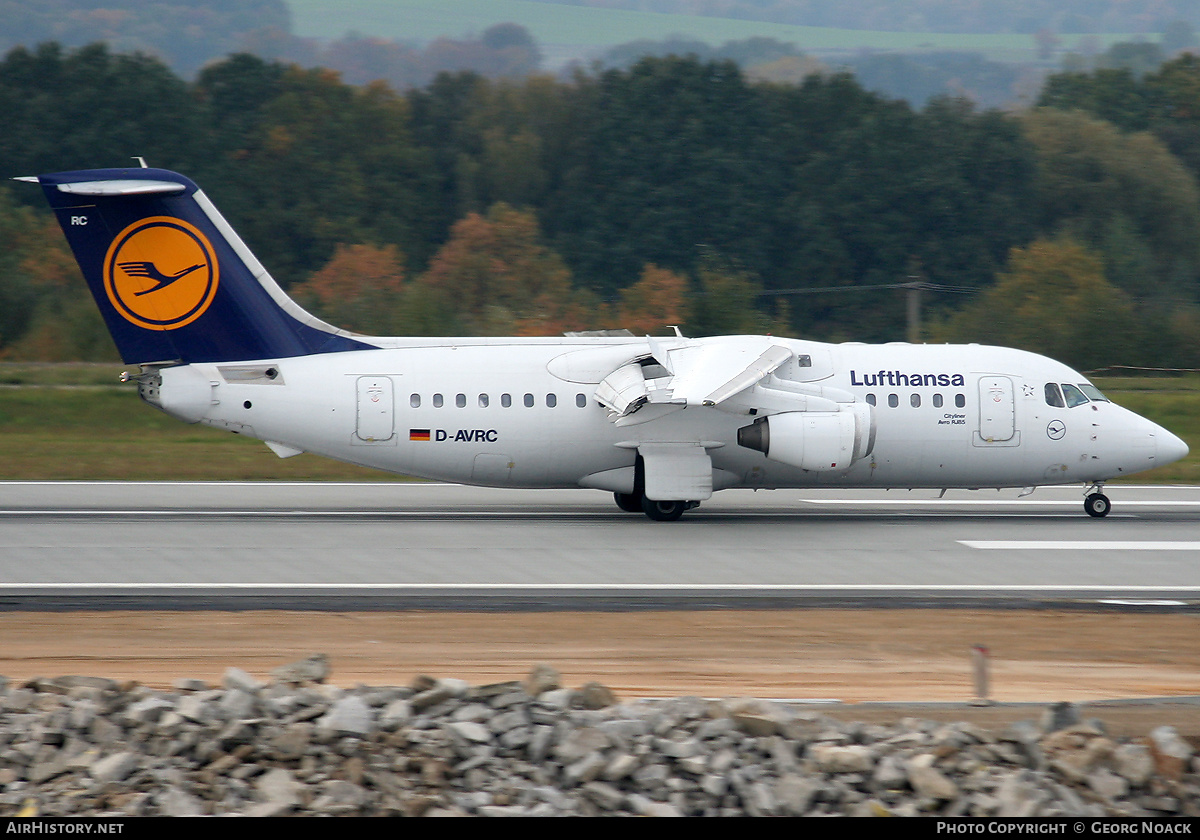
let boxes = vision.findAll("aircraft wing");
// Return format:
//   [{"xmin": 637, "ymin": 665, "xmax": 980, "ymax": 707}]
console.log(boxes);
[{"xmin": 594, "ymin": 335, "xmax": 794, "ymax": 423}]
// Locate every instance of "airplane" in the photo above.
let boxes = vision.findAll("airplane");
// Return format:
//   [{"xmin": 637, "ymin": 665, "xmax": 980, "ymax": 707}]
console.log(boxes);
[{"xmin": 19, "ymin": 166, "xmax": 1189, "ymax": 520}]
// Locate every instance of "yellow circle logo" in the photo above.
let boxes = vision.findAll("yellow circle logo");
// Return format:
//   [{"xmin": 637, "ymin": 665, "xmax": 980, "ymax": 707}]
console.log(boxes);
[{"xmin": 103, "ymin": 217, "xmax": 219, "ymax": 330}]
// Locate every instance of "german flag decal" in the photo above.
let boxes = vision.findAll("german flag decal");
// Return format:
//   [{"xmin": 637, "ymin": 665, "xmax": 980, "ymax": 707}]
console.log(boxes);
[{"xmin": 409, "ymin": 429, "xmax": 431, "ymax": 441}]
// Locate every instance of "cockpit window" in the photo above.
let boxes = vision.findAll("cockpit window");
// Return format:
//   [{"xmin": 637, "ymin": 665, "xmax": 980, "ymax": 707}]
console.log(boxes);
[
  {"xmin": 1061, "ymin": 383, "xmax": 1089, "ymax": 408},
  {"xmin": 1078, "ymin": 383, "xmax": 1109, "ymax": 403},
  {"xmin": 1044, "ymin": 383, "xmax": 1064, "ymax": 408}
]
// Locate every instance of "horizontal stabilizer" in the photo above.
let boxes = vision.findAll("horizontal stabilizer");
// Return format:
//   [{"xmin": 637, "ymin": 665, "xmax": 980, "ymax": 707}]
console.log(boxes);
[{"xmin": 53, "ymin": 179, "xmax": 186, "ymax": 197}]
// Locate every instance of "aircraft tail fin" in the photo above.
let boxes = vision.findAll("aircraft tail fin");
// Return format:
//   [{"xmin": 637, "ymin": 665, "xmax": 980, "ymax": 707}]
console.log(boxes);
[{"xmin": 25, "ymin": 167, "xmax": 374, "ymax": 365}]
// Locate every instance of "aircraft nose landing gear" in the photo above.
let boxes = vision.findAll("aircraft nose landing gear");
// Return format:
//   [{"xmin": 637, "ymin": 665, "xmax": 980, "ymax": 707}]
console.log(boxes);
[{"xmin": 1084, "ymin": 483, "xmax": 1111, "ymax": 518}]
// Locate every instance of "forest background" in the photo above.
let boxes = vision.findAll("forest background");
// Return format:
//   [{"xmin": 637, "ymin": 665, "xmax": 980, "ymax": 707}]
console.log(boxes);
[{"xmin": 3, "ymin": 1, "xmax": 1200, "ymax": 374}]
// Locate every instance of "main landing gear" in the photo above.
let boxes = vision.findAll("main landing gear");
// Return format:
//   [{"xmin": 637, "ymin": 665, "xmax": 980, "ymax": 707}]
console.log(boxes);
[
  {"xmin": 613, "ymin": 453, "xmax": 699, "ymax": 520},
  {"xmin": 1084, "ymin": 483, "xmax": 1111, "ymax": 518},
  {"xmin": 613, "ymin": 492, "xmax": 698, "ymax": 521}
]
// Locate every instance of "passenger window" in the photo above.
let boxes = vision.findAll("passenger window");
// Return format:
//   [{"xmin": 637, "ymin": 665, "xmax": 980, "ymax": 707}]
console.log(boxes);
[
  {"xmin": 456, "ymin": 393, "xmax": 466, "ymax": 408},
  {"xmin": 433, "ymin": 393, "xmax": 443, "ymax": 408},
  {"xmin": 887, "ymin": 394, "xmax": 898, "ymax": 408},
  {"xmin": 576, "ymin": 393, "xmax": 586, "ymax": 408},
  {"xmin": 955, "ymin": 394, "xmax": 965, "ymax": 408},
  {"xmin": 1045, "ymin": 383, "xmax": 1065, "ymax": 408},
  {"xmin": 524, "ymin": 393, "xmax": 534, "ymax": 408},
  {"xmin": 1061, "ymin": 383, "xmax": 1089, "ymax": 408},
  {"xmin": 865, "ymin": 393, "xmax": 876, "ymax": 406},
  {"xmin": 933, "ymin": 394, "xmax": 943, "ymax": 408},
  {"xmin": 546, "ymin": 393, "xmax": 557, "ymax": 408},
  {"xmin": 479, "ymin": 394, "xmax": 489, "ymax": 408},
  {"xmin": 410, "ymin": 394, "xmax": 421, "ymax": 408},
  {"xmin": 501, "ymin": 393, "xmax": 512, "ymax": 408},
  {"xmin": 910, "ymin": 394, "xmax": 921, "ymax": 408}
]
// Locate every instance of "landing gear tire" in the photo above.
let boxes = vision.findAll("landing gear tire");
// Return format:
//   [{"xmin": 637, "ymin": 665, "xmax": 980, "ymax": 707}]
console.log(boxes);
[
  {"xmin": 1084, "ymin": 493, "xmax": 1111, "ymax": 518},
  {"xmin": 641, "ymin": 497, "xmax": 687, "ymax": 522},
  {"xmin": 614, "ymin": 491, "xmax": 643, "ymax": 513}
]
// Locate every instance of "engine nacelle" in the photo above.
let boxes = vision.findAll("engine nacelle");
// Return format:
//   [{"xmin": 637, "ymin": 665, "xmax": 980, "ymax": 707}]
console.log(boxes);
[{"xmin": 737, "ymin": 406, "xmax": 874, "ymax": 472}]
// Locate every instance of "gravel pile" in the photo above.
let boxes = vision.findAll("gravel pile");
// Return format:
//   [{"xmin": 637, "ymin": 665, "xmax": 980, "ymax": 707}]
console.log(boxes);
[{"xmin": 0, "ymin": 657, "xmax": 1197, "ymax": 817}]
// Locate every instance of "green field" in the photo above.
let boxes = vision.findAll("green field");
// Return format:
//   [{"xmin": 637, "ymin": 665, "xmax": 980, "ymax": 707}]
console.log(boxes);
[
  {"xmin": 287, "ymin": 0, "xmax": 1141, "ymax": 61},
  {"xmin": 0, "ymin": 364, "xmax": 1193, "ymax": 483},
  {"xmin": 0, "ymin": 365, "xmax": 395, "ymax": 482}
]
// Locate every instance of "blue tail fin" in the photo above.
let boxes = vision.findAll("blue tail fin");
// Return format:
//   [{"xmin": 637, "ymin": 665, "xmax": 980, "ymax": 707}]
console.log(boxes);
[{"xmin": 27, "ymin": 167, "xmax": 374, "ymax": 364}]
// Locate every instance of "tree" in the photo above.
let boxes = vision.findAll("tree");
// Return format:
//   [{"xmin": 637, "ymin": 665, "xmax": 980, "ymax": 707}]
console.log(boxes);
[
  {"xmin": 1022, "ymin": 108, "xmax": 1200, "ymax": 303},
  {"xmin": 0, "ymin": 42, "xmax": 211, "ymax": 178},
  {"xmin": 687, "ymin": 256, "xmax": 777, "ymax": 337},
  {"xmin": 932, "ymin": 237, "xmax": 1140, "ymax": 370},
  {"xmin": 290, "ymin": 243, "xmax": 407, "ymax": 336},
  {"xmin": 548, "ymin": 57, "xmax": 778, "ymax": 296},
  {"xmin": 614, "ymin": 264, "xmax": 690, "ymax": 335},
  {"xmin": 0, "ymin": 188, "xmax": 43, "ymax": 352},
  {"xmin": 417, "ymin": 203, "xmax": 593, "ymax": 335},
  {"xmin": 194, "ymin": 60, "xmax": 437, "ymax": 284}
]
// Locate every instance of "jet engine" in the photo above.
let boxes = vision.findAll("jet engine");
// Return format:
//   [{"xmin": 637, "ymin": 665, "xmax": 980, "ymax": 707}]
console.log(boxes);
[{"xmin": 737, "ymin": 405, "xmax": 874, "ymax": 472}]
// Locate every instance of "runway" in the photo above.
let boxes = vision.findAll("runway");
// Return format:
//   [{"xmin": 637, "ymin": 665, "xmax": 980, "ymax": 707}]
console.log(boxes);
[{"xmin": 0, "ymin": 482, "xmax": 1197, "ymax": 609}]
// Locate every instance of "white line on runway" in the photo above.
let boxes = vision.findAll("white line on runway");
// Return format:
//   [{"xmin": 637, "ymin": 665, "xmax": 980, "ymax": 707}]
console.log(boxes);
[
  {"xmin": 803, "ymin": 499, "xmax": 1200, "ymax": 506},
  {"xmin": 3, "ymin": 583, "xmax": 1200, "ymax": 592},
  {"xmin": 960, "ymin": 541, "xmax": 1200, "ymax": 550}
]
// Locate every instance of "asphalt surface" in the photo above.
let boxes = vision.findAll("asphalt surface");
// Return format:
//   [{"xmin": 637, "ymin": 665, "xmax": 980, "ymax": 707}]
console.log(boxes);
[{"xmin": 0, "ymin": 482, "xmax": 1197, "ymax": 610}]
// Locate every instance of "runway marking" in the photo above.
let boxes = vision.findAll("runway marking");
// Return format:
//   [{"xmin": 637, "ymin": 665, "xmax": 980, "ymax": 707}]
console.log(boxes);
[
  {"xmin": 2, "ymin": 583, "xmax": 1200, "ymax": 593},
  {"xmin": 803, "ymin": 499, "xmax": 1200, "ymax": 506},
  {"xmin": 0, "ymin": 509, "xmax": 1103, "ymax": 520},
  {"xmin": 960, "ymin": 541, "xmax": 1200, "ymax": 551},
  {"xmin": 1098, "ymin": 600, "xmax": 1188, "ymax": 606}
]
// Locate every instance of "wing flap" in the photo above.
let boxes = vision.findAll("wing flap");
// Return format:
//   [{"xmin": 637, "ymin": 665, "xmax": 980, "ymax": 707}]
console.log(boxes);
[{"xmin": 665, "ymin": 337, "xmax": 794, "ymax": 408}]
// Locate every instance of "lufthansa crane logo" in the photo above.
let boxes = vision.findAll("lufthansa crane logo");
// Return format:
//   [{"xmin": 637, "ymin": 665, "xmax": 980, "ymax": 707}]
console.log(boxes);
[{"xmin": 103, "ymin": 217, "xmax": 219, "ymax": 330}]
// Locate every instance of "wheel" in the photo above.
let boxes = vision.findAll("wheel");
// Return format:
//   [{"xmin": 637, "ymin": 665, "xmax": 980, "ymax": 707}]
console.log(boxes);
[
  {"xmin": 614, "ymin": 491, "xmax": 642, "ymax": 513},
  {"xmin": 641, "ymin": 497, "xmax": 686, "ymax": 522},
  {"xmin": 1084, "ymin": 493, "xmax": 1111, "ymax": 518}
]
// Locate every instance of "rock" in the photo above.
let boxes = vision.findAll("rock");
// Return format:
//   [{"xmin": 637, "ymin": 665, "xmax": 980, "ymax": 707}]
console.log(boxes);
[
  {"xmin": 524, "ymin": 664, "xmax": 561, "ymax": 696},
  {"xmin": 0, "ymin": 665, "xmax": 1196, "ymax": 817},
  {"xmin": 576, "ymin": 682, "xmax": 617, "ymax": 710},
  {"xmin": 1148, "ymin": 726, "xmax": 1193, "ymax": 780},
  {"xmin": 90, "ymin": 751, "xmax": 138, "ymax": 784},
  {"xmin": 410, "ymin": 679, "xmax": 469, "ymax": 711},
  {"xmin": 447, "ymin": 721, "xmax": 492, "ymax": 744},
  {"xmin": 271, "ymin": 654, "xmax": 330, "ymax": 685},
  {"xmin": 810, "ymin": 743, "xmax": 874, "ymax": 774},
  {"xmin": 1113, "ymin": 742, "xmax": 1155, "ymax": 787},
  {"xmin": 317, "ymin": 695, "xmax": 374, "ymax": 738},
  {"xmin": 907, "ymin": 754, "xmax": 960, "ymax": 801},
  {"xmin": 222, "ymin": 667, "xmax": 262, "ymax": 694},
  {"xmin": 724, "ymin": 697, "xmax": 781, "ymax": 737}
]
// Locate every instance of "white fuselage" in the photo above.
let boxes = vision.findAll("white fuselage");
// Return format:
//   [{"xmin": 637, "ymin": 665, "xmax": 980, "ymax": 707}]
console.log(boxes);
[{"xmin": 142, "ymin": 335, "xmax": 1184, "ymax": 494}]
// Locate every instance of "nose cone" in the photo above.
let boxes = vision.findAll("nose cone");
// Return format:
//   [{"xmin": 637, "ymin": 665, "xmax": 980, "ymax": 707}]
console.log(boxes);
[{"xmin": 1157, "ymin": 427, "xmax": 1189, "ymax": 466}]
